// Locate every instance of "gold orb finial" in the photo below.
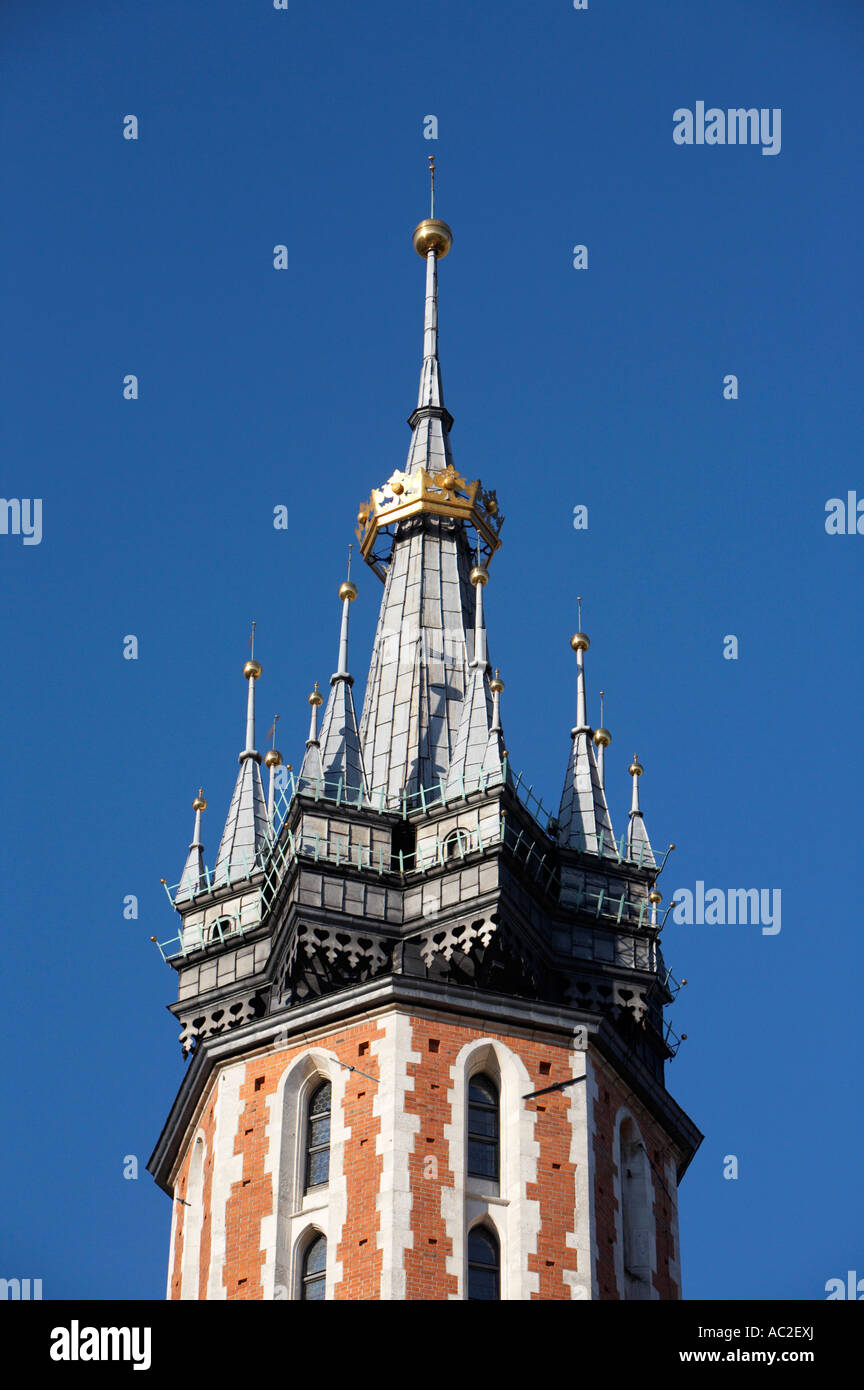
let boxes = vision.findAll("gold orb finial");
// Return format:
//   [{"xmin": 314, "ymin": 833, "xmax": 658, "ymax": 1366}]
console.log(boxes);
[
  {"xmin": 264, "ymin": 749, "xmax": 282, "ymax": 769},
  {"xmin": 594, "ymin": 727, "xmax": 611, "ymax": 749},
  {"xmin": 244, "ymin": 659, "xmax": 262, "ymax": 680},
  {"xmin": 339, "ymin": 580, "xmax": 358, "ymax": 603},
  {"xmin": 193, "ymin": 788, "xmax": 207, "ymax": 812},
  {"xmin": 412, "ymin": 217, "xmax": 453, "ymax": 259},
  {"xmin": 490, "ymin": 668, "xmax": 505, "ymax": 694},
  {"xmin": 571, "ymin": 632, "xmax": 590, "ymax": 653},
  {"xmin": 469, "ymin": 565, "xmax": 489, "ymax": 587},
  {"xmin": 629, "ymin": 755, "xmax": 643, "ymax": 777},
  {"xmin": 648, "ymin": 888, "xmax": 662, "ymax": 906},
  {"xmin": 309, "ymin": 681, "xmax": 323, "ymax": 708}
]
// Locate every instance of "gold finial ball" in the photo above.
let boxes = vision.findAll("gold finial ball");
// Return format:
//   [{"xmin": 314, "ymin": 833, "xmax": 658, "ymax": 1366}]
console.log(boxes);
[
  {"xmin": 469, "ymin": 565, "xmax": 489, "ymax": 587},
  {"xmin": 193, "ymin": 794, "xmax": 207, "ymax": 812},
  {"xmin": 339, "ymin": 580, "xmax": 358, "ymax": 603},
  {"xmin": 244, "ymin": 660, "xmax": 262, "ymax": 680},
  {"xmin": 309, "ymin": 682, "xmax": 323, "ymax": 708},
  {"xmin": 629, "ymin": 755, "xmax": 643, "ymax": 777},
  {"xmin": 412, "ymin": 218, "xmax": 453, "ymax": 258},
  {"xmin": 486, "ymin": 497, "xmax": 498, "ymax": 516},
  {"xmin": 571, "ymin": 632, "xmax": 590, "ymax": 653},
  {"xmin": 594, "ymin": 727, "xmax": 611, "ymax": 749},
  {"xmin": 357, "ymin": 505, "xmax": 369, "ymax": 525},
  {"xmin": 264, "ymin": 749, "xmax": 282, "ymax": 769},
  {"xmin": 648, "ymin": 889, "xmax": 662, "ymax": 906},
  {"xmin": 490, "ymin": 668, "xmax": 505, "ymax": 694}
]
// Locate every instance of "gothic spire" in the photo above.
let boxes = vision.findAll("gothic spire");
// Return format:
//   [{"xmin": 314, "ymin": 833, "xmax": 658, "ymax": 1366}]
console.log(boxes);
[
  {"xmin": 213, "ymin": 647, "xmax": 269, "ymax": 886},
  {"xmin": 176, "ymin": 789, "xmax": 207, "ymax": 902},
  {"xmin": 483, "ymin": 668, "xmax": 506, "ymax": 777},
  {"xmin": 359, "ymin": 185, "xmax": 484, "ymax": 799},
  {"xmin": 314, "ymin": 566, "xmax": 368, "ymax": 798},
  {"xmin": 557, "ymin": 619, "xmax": 618, "ymax": 859},
  {"xmin": 297, "ymin": 681, "xmax": 324, "ymax": 790},
  {"xmin": 445, "ymin": 564, "xmax": 501, "ymax": 794},
  {"xmin": 626, "ymin": 754, "xmax": 656, "ymax": 868},
  {"xmin": 405, "ymin": 157, "xmax": 455, "ymax": 476}
]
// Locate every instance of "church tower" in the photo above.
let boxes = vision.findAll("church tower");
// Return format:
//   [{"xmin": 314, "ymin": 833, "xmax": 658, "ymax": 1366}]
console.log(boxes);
[{"xmin": 148, "ymin": 177, "xmax": 702, "ymax": 1301}]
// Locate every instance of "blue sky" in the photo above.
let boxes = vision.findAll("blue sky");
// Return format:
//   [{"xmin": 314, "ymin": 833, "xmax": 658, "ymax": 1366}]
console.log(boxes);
[{"xmin": 1, "ymin": 0, "xmax": 860, "ymax": 1300}]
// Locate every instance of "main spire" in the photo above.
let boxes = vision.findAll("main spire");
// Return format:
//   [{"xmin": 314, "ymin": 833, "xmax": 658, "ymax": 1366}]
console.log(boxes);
[
  {"xmin": 356, "ymin": 171, "xmax": 503, "ymax": 798},
  {"xmin": 405, "ymin": 156, "xmax": 455, "ymax": 476}
]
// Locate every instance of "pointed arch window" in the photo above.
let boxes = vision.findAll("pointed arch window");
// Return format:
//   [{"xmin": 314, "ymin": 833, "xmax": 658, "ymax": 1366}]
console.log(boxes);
[
  {"xmin": 467, "ymin": 1225, "xmax": 500, "ymax": 1301},
  {"xmin": 304, "ymin": 1081, "xmax": 331, "ymax": 1191},
  {"xmin": 619, "ymin": 1117, "xmax": 655, "ymax": 1299},
  {"xmin": 467, "ymin": 1074, "xmax": 499, "ymax": 1181},
  {"xmin": 301, "ymin": 1233, "xmax": 327, "ymax": 1301},
  {"xmin": 443, "ymin": 828, "xmax": 471, "ymax": 861}
]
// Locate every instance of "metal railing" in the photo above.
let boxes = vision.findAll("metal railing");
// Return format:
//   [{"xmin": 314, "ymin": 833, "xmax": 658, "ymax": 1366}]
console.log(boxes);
[{"xmin": 154, "ymin": 761, "xmax": 669, "ymax": 960}]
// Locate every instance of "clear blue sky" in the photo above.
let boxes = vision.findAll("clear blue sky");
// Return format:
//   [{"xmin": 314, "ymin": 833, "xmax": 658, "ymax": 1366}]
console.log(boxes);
[{"xmin": 1, "ymin": 0, "xmax": 860, "ymax": 1300}]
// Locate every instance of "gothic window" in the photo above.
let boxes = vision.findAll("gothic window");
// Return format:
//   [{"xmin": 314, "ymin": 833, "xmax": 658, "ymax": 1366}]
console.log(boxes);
[
  {"xmin": 206, "ymin": 917, "xmax": 233, "ymax": 943},
  {"xmin": 301, "ymin": 1233, "xmax": 327, "ymax": 1301},
  {"xmin": 467, "ymin": 1074, "xmax": 499, "ymax": 1181},
  {"xmin": 619, "ymin": 1116, "xmax": 655, "ymax": 1299},
  {"xmin": 179, "ymin": 1135, "xmax": 205, "ymax": 1299},
  {"xmin": 304, "ymin": 1081, "xmax": 331, "ymax": 1191},
  {"xmin": 443, "ymin": 828, "xmax": 471, "ymax": 861},
  {"xmin": 467, "ymin": 1225, "xmax": 500, "ymax": 1301}
]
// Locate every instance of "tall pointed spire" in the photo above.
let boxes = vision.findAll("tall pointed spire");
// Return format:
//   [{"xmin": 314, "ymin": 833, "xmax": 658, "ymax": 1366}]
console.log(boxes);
[
  {"xmin": 557, "ymin": 614, "xmax": 618, "ymax": 858},
  {"xmin": 176, "ymin": 790, "xmax": 207, "ymax": 902},
  {"xmin": 298, "ymin": 681, "xmax": 324, "ymax": 790},
  {"xmin": 213, "ymin": 641, "xmax": 269, "ymax": 886},
  {"xmin": 405, "ymin": 160, "xmax": 455, "ymax": 476},
  {"xmin": 626, "ymin": 754, "xmax": 656, "ymax": 868},
  {"xmin": 482, "ymin": 668, "xmax": 506, "ymax": 777},
  {"xmin": 357, "ymin": 174, "xmax": 503, "ymax": 800},
  {"xmin": 445, "ymin": 564, "xmax": 501, "ymax": 794},
  {"xmin": 314, "ymin": 557, "xmax": 368, "ymax": 797}
]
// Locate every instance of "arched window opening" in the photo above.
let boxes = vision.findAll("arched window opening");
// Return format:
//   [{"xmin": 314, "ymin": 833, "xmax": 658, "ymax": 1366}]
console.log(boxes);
[
  {"xmin": 619, "ymin": 1118, "xmax": 654, "ymax": 1300},
  {"xmin": 304, "ymin": 1080, "xmax": 331, "ymax": 1191},
  {"xmin": 206, "ymin": 916, "xmax": 233, "ymax": 944},
  {"xmin": 467, "ymin": 1225, "xmax": 500, "ymax": 1301},
  {"xmin": 443, "ymin": 828, "xmax": 471, "ymax": 861},
  {"xmin": 179, "ymin": 1135, "xmax": 206, "ymax": 1300},
  {"xmin": 301, "ymin": 1233, "xmax": 327, "ymax": 1301},
  {"xmin": 467, "ymin": 1074, "xmax": 499, "ymax": 1182}
]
